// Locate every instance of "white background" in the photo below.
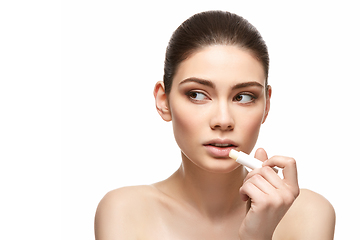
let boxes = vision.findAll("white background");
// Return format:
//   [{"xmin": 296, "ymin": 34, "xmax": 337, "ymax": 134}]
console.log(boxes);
[{"xmin": 0, "ymin": 0, "xmax": 359, "ymax": 239}]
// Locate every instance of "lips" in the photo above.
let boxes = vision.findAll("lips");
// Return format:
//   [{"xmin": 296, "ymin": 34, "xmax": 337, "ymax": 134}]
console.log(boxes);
[
  {"xmin": 207, "ymin": 143, "xmax": 235, "ymax": 147},
  {"xmin": 203, "ymin": 139, "xmax": 238, "ymax": 158}
]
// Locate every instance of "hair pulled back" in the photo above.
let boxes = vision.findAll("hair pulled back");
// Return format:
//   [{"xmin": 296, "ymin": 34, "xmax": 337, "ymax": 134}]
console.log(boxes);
[{"xmin": 163, "ymin": 10, "xmax": 269, "ymax": 95}]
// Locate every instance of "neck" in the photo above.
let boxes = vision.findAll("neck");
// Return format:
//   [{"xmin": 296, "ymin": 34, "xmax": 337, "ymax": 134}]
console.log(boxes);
[{"xmin": 172, "ymin": 152, "xmax": 247, "ymax": 219}]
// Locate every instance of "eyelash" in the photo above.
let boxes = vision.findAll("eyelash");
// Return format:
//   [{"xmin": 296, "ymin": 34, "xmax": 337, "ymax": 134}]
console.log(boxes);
[
  {"xmin": 233, "ymin": 92, "xmax": 257, "ymax": 104},
  {"xmin": 185, "ymin": 90, "xmax": 257, "ymax": 104},
  {"xmin": 185, "ymin": 91, "xmax": 209, "ymax": 102}
]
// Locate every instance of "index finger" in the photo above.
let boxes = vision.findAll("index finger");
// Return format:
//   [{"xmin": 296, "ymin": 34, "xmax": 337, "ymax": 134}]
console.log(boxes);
[{"xmin": 263, "ymin": 156, "xmax": 299, "ymax": 191}]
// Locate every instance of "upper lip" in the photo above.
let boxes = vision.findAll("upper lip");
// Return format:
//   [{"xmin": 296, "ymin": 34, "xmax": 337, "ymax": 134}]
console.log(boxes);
[{"xmin": 203, "ymin": 139, "xmax": 238, "ymax": 147}]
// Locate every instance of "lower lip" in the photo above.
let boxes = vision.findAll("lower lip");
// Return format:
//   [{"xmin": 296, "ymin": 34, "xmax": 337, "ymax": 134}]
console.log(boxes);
[{"xmin": 204, "ymin": 145, "xmax": 236, "ymax": 158}]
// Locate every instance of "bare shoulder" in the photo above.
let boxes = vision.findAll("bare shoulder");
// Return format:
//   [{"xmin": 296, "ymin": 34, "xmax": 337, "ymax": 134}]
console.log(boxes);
[
  {"xmin": 94, "ymin": 185, "xmax": 160, "ymax": 240},
  {"xmin": 275, "ymin": 189, "xmax": 336, "ymax": 240},
  {"xmin": 295, "ymin": 189, "xmax": 335, "ymax": 212},
  {"xmin": 97, "ymin": 185, "xmax": 159, "ymax": 206}
]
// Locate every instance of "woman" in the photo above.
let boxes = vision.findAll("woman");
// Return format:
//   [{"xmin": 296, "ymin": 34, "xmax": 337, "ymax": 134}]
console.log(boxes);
[{"xmin": 95, "ymin": 11, "xmax": 335, "ymax": 239}]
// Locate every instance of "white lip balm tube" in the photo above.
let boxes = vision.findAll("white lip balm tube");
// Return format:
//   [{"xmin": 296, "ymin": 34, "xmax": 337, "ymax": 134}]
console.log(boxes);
[
  {"xmin": 229, "ymin": 149, "xmax": 264, "ymax": 170},
  {"xmin": 229, "ymin": 149, "xmax": 278, "ymax": 172}
]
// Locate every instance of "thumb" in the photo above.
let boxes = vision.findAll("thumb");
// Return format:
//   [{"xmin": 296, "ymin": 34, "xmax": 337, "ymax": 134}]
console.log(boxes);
[{"xmin": 254, "ymin": 148, "xmax": 268, "ymax": 162}]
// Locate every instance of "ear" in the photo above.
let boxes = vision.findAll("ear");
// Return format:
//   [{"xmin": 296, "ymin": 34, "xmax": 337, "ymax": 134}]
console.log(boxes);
[
  {"xmin": 262, "ymin": 85, "xmax": 272, "ymax": 124},
  {"xmin": 154, "ymin": 81, "xmax": 172, "ymax": 122}
]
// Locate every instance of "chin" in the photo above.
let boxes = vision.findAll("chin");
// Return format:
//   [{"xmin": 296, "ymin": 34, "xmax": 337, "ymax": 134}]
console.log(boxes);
[
  {"xmin": 198, "ymin": 158, "xmax": 242, "ymax": 174},
  {"xmin": 181, "ymin": 151, "xmax": 242, "ymax": 174}
]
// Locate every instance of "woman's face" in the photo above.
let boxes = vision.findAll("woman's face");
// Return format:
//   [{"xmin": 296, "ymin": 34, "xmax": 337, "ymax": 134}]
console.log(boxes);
[{"xmin": 157, "ymin": 45, "xmax": 271, "ymax": 173}]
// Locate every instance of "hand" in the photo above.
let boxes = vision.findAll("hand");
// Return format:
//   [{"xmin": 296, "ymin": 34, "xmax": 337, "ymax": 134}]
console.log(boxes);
[{"xmin": 238, "ymin": 148, "xmax": 300, "ymax": 240}]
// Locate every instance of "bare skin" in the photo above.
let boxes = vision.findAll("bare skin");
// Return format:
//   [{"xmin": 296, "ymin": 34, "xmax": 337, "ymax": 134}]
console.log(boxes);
[{"xmin": 95, "ymin": 46, "xmax": 335, "ymax": 239}]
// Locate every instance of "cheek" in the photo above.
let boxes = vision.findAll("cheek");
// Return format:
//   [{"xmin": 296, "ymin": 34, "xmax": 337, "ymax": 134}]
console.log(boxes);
[
  {"xmin": 170, "ymin": 102, "xmax": 205, "ymax": 150},
  {"xmin": 236, "ymin": 108, "xmax": 265, "ymax": 151}
]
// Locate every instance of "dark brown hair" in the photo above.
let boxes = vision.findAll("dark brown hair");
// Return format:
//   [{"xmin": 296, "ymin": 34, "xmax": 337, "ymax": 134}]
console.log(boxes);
[{"xmin": 163, "ymin": 10, "xmax": 269, "ymax": 95}]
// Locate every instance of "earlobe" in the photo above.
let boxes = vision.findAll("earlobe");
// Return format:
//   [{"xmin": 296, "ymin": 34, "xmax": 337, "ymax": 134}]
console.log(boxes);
[
  {"xmin": 154, "ymin": 81, "xmax": 172, "ymax": 122},
  {"xmin": 262, "ymin": 85, "xmax": 272, "ymax": 124}
]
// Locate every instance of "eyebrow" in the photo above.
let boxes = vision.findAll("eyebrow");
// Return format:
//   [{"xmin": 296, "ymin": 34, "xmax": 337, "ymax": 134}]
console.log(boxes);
[
  {"xmin": 232, "ymin": 81, "xmax": 264, "ymax": 90},
  {"xmin": 179, "ymin": 77, "xmax": 264, "ymax": 90}
]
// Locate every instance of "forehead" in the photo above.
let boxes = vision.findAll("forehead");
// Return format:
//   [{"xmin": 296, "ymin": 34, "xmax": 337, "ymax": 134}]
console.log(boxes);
[{"xmin": 173, "ymin": 45, "xmax": 266, "ymax": 88}]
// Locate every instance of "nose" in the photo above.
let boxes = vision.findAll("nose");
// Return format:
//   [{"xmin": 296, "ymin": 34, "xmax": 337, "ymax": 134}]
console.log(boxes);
[{"xmin": 210, "ymin": 102, "xmax": 234, "ymax": 131}]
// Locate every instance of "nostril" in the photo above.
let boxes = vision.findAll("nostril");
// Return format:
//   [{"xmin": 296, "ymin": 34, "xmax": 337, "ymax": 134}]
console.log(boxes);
[
  {"xmin": 210, "ymin": 104, "xmax": 235, "ymax": 130},
  {"xmin": 226, "ymin": 123, "xmax": 234, "ymax": 130},
  {"xmin": 211, "ymin": 123, "xmax": 234, "ymax": 131}
]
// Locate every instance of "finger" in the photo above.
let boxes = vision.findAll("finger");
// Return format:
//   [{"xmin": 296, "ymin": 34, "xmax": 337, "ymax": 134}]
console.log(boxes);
[
  {"xmin": 243, "ymin": 166, "xmax": 284, "ymax": 192},
  {"xmin": 243, "ymin": 167, "xmax": 262, "ymax": 183},
  {"xmin": 239, "ymin": 181, "xmax": 266, "ymax": 202},
  {"xmin": 254, "ymin": 148, "xmax": 278, "ymax": 173},
  {"xmin": 257, "ymin": 166, "xmax": 284, "ymax": 189},
  {"xmin": 254, "ymin": 148, "xmax": 268, "ymax": 162},
  {"xmin": 263, "ymin": 156, "xmax": 299, "ymax": 192},
  {"xmin": 250, "ymin": 173, "xmax": 277, "ymax": 194}
]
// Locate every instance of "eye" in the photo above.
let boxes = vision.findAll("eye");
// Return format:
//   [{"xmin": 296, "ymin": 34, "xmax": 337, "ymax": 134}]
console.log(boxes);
[
  {"xmin": 233, "ymin": 93, "xmax": 255, "ymax": 103},
  {"xmin": 186, "ymin": 91, "xmax": 208, "ymax": 101}
]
